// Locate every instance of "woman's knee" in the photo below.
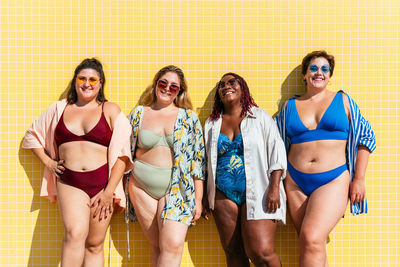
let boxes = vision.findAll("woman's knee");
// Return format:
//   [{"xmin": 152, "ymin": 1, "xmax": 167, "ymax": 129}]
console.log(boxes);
[
  {"xmin": 85, "ymin": 230, "xmax": 107, "ymax": 255},
  {"xmin": 246, "ymin": 242, "xmax": 276, "ymax": 264},
  {"xmin": 85, "ymin": 234, "xmax": 106, "ymax": 255},
  {"xmin": 299, "ymin": 228, "xmax": 326, "ymax": 254},
  {"xmin": 85, "ymin": 242, "xmax": 104, "ymax": 255},
  {"xmin": 64, "ymin": 225, "xmax": 88, "ymax": 243},
  {"xmin": 160, "ymin": 236, "xmax": 184, "ymax": 255}
]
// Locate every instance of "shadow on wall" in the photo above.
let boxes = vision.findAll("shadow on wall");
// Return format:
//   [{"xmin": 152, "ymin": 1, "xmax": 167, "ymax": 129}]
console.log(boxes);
[
  {"xmin": 18, "ymin": 144, "xmax": 64, "ymax": 267},
  {"xmin": 274, "ymin": 65, "xmax": 305, "ymax": 117},
  {"xmin": 18, "ymin": 89, "xmax": 71, "ymax": 266},
  {"xmin": 109, "ymin": 215, "xmax": 155, "ymax": 266},
  {"xmin": 196, "ymin": 81, "xmax": 217, "ymax": 126}
]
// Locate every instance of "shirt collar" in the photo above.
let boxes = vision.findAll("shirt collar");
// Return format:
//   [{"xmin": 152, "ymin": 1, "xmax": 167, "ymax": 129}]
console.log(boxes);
[{"xmin": 245, "ymin": 106, "xmax": 257, "ymax": 118}]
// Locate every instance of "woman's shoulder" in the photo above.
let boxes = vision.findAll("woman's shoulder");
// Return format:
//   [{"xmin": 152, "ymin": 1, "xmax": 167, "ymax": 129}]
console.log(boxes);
[
  {"xmin": 128, "ymin": 105, "xmax": 144, "ymax": 117},
  {"xmin": 103, "ymin": 101, "xmax": 122, "ymax": 118},
  {"xmin": 182, "ymin": 108, "xmax": 200, "ymax": 120},
  {"xmin": 337, "ymin": 89, "xmax": 350, "ymax": 105},
  {"xmin": 251, "ymin": 107, "xmax": 273, "ymax": 119}
]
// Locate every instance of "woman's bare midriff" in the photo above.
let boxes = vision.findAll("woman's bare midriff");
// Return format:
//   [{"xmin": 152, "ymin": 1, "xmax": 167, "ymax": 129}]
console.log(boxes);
[
  {"xmin": 135, "ymin": 146, "xmax": 174, "ymax": 168},
  {"xmin": 288, "ymin": 140, "xmax": 347, "ymax": 173},
  {"xmin": 58, "ymin": 141, "xmax": 108, "ymax": 171}
]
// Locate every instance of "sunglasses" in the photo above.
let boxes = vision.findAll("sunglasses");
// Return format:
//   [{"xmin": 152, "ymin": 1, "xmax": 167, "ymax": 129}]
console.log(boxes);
[
  {"xmin": 157, "ymin": 79, "xmax": 180, "ymax": 93},
  {"xmin": 219, "ymin": 78, "xmax": 238, "ymax": 89},
  {"xmin": 309, "ymin": 64, "xmax": 330, "ymax": 74},
  {"xmin": 76, "ymin": 76, "xmax": 100, "ymax": 86}
]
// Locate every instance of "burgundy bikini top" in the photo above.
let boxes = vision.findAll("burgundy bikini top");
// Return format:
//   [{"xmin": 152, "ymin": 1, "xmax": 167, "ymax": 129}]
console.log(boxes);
[{"xmin": 54, "ymin": 104, "xmax": 112, "ymax": 147}]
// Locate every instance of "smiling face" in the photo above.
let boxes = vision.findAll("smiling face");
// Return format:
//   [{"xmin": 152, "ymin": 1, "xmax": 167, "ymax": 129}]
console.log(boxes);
[
  {"xmin": 303, "ymin": 57, "xmax": 331, "ymax": 91},
  {"xmin": 218, "ymin": 75, "xmax": 242, "ymax": 106},
  {"xmin": 155, "ymin": 71, "xmax": 181, "ymax": 106},
  {"xmin": 75, "ymin": 68, "xmax": 102, "ymax": 103}
]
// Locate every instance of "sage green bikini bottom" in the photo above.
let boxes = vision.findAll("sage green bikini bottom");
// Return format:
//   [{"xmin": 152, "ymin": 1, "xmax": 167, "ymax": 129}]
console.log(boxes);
[{"xmin": 133, "ymin": 159, "xmax": 172, "ymax": 200}]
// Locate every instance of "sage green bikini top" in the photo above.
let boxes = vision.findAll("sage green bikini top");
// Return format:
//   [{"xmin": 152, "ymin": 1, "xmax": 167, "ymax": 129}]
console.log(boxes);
[{"xmin": 137, "ymin": 129, "xmax": 174, "ymax": 150}]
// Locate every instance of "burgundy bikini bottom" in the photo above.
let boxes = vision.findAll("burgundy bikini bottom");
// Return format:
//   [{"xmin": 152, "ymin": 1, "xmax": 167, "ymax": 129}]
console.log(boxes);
[{"xmin": 59, "ymin": 163, "xmax": 108, "ymax": 198}]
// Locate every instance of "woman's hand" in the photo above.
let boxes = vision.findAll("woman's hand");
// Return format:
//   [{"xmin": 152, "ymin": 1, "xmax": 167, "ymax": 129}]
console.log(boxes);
[
  {"xmin": 45, "ymin": 159, "xmax": 65, "ymax": 178},
  {"xmin": 192, "ymin": 178, "xmax": 205, "ymax": 222},
  {"xmin": 265, "ymin": 170, "xmax": 282, "ymax": 213},
  {"xmin": 350, "ymin": 145, "xmax": 370, "ymax": 205},
  {"xmin": 349, "ymin": 177, "xmax": 366, "ymax": 205},
  {"xmin": 91, "ymin": 190, "xmax": 114, "ymax": 221},
  {"xmin": 201, "ymin": 197, "xmax": 210, "ymax": 220},
  {"xmin": 191, "ymin": 200, "xmax": 203, "ymax": 222},
  {"xmin": 265, "ymin": 184, "xmax": 280, "ymax": 213}
]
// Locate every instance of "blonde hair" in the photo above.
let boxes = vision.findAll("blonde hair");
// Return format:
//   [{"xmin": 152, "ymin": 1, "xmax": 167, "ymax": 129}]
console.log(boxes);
[{"xmin": 139, "ymin": 65, "xmax": 193, "ymax": 109}]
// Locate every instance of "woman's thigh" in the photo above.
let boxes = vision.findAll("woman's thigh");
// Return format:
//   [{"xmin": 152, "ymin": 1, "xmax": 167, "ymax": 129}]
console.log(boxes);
[
  {"xmin": 158, "ymin": 219, "xmax": 188, "ymax": 251},
  {"xmin": 86, "ymin": 190, "xmax": 113, "ymax": 246},
  {"xmin": 212, "ymin": 190, "xmax": 242, "ymax": 250},
  {"xmin": 57, "ymin": 180, "xmax": 91, "ymax": 235},
  {"xmin": 284, "ymin": 175, "xmax": 308, "ymax": 234},
  {"xmin": 301, "ymin": 171, "xmax": 350, "ymax": 239},
  {"xmin": 129, "ymin": 177, "xmax": 160, "ymax": 246},
  {"xmin": 241, "ymin": 206, "xmax": 277, "ymax": 254}
]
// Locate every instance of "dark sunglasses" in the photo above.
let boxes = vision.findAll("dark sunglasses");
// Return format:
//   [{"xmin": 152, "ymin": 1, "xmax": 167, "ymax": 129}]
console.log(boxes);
[
  {"xmin": 309, "ymin": 64, "xmax": 330, "ymax": 74},
  {"xmin": 219, "ymin": 78, "xmax": 238, "ymax": 89},
  {"xmin": 157, "ymin": 79, "xmax": 180, "ymax": 94}
]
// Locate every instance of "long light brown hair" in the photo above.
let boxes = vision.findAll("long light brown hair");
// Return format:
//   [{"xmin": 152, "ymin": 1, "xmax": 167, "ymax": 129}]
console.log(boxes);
[{"xmin": 139, "ymin": 65, "xmax": 193, "ymax": 109}]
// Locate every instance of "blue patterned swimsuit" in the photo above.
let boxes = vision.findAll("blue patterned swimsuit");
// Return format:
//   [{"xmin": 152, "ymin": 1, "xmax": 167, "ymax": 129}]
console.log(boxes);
[{"xmin": 216, "ymin": 133, "xmax": 246, "ymax": 205}]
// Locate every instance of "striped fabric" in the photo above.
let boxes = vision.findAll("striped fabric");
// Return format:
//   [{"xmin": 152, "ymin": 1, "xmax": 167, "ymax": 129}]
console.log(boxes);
[{"xmin": 275, "ymin": 90, "xmax": 376, "ymax": 215}]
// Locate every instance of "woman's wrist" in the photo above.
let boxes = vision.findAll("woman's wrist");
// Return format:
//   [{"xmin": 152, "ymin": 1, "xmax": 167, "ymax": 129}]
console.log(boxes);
[
  {"xmin": 44, "ymin": 157, "xmax": 55, "ymax": 168},
  {"xmin": 103, "ymin": 187, "xmax": 114, "ymax": 197},
  {"xmin": 353, "ymin": 174, "xmax": 366, "ymax": 182}
]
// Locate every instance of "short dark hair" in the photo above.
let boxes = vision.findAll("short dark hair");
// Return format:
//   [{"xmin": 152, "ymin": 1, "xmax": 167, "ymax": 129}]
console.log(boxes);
[
  {"xmin": 301, "ymin": 50, "xmax": 335, "ymax": 77},
  {"xmin": 66, "ymin": 58, "xmax": 107, "ymax": 104}
]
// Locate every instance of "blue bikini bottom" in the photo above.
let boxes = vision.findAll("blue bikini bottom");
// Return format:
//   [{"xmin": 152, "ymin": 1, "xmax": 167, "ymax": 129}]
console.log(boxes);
[{"xmin": 287, "ymin": 161, "xmax": 348, "ymax": 196}]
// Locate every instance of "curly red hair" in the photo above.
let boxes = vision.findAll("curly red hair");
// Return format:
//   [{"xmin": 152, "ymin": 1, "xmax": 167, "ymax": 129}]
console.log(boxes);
[{"xmin": 209, "ymin": 73, "xmax": 257, "ymax": 121}]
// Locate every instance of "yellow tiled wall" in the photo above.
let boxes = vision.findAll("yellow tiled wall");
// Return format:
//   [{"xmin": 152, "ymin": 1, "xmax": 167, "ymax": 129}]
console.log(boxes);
[{"xmin": 1, "ymin": 0, "xmax": 399, "ymax": 266}]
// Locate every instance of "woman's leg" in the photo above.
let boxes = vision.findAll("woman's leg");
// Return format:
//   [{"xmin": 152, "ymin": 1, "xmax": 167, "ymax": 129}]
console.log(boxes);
[
  {"xmin": 212, "ymin": 190, "xmax": 250, "ymax": 267},
  {"xmin": 130, "ymin": 177, "xmax": 189, "ymax": 267},
  {"xmin": 284, "ymin": 175, "xmax": 308, "ymax": 235},
  {"xmin": 129, "ymin": 178, "xmax": 160, "ymax": 266},
  {"xmin": 158, "ymin": 217, "xmax": 189, "ymax": 267},
  {"xmin": 83, "ymin": 190, "xmax": 113, "ymax": 267},
  {"xmin": 57, "ymin": 180, "xmax": 90, "ymax": 267},
  {"xmin": 299, "ymin": 171, "xmax": 350, "ymax": 267},
  {"xmin": 241, "ymin": 205, "xmax": 280, "ymax": 267}
]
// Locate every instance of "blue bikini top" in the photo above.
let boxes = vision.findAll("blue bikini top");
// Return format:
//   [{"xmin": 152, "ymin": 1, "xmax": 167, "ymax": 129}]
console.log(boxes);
[{"xmin": 286, "ymin": 92, "xmax": 349, "ymax": 144}]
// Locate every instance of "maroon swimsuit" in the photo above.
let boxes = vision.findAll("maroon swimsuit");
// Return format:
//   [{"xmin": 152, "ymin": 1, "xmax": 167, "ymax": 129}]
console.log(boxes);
[{"xmin": 54, "ymin": 104, "xmax": 112, "ymax": 198}]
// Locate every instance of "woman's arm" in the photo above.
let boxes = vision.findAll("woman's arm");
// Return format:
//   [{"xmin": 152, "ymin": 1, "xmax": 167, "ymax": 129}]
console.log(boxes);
[
  {"xmin": 349, "ymin": 145, "xmax": 370, "ymax": 205},
  {"xmin": 264, "ymin": 111, "xmax": 287, "ymax": 213},
  {"xmin": 91, "ymin": 102, "xmax": 130, "ymax": 219},
  {"xmin": 31, "ymin": 148, "xmax": 64, "ymax": 178},
  {"xmin": 265, "ymin": 170, "xmax": 282, "ymax": 213},
  {"xmin": 192, "ymin": 178, "xmax": 204, "ymax": 222},
  {"xmin": 190, "ymin": 111, "xmax": 206, "ymax": 222},
  {"xmin": 91, "ymin": 156, "xmax": 129, "ymax": 220}
]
